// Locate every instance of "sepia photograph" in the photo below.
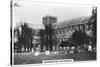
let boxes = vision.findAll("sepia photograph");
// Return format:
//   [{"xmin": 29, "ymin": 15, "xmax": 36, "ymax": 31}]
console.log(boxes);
[{"xmin": 10, "ymin": 0, "xmax": 97, "ymax": 65}]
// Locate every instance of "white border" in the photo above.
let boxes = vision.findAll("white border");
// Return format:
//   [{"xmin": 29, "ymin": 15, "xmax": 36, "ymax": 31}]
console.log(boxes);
[{"xmin": 0, "ymin": 0, "xmax": 100, "ymax": 67}]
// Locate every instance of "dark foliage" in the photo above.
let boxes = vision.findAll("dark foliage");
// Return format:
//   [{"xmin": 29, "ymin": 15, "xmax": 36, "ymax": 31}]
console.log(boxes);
[
  {"xmin": 14, "ymin": 23, "xmax": 33, "ymax": 52},
  {"xmin": 68, "ymin": 31, "xmax": 89, "ymax": 47}
]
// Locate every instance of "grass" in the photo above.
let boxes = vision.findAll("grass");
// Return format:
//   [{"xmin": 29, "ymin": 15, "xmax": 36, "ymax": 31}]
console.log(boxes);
[{"xmin": 14, "ymin": 51, "xmax": 96, "ymax": 65}]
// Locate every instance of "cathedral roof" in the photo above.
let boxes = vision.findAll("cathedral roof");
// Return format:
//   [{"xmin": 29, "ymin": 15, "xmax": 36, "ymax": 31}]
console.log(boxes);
[{"xmin": 52, "ymin": 16, "xmax": 90, "ymax": 29}]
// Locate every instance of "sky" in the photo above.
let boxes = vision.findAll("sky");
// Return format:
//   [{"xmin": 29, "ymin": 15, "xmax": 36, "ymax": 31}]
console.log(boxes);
[{"xmin": 13, "ymin": 0, "xmax": 93, "ymax": 28}]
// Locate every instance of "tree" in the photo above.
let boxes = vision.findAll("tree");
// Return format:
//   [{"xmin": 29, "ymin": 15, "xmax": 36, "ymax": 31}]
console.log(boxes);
[
  {"xmin": 14, "ymin": 23, "xmax": 33, "ymax": 52},
  {"xmin": 39, "ymin": 29, "xmax": 46, "ymax": 52},
  {"xmin": 70, "ymin": 31, "xmax": 89, "ymax": 47},
  {"xmin": 21, "ymin": 23, "xmax": 33, "ymax": 52},
  {"xmin": 88, "ymin": 7, "xmax": 97, "ymax": 47},
  {"xmin": 91, "ymin": 7, "xmax": 97, "ymax": 47}
]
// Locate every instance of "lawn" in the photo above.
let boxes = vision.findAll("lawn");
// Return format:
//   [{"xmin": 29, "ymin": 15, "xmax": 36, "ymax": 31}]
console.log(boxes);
[{"xmin": 14, "ymin": 51, "xmax": 96, "ymax": 65}]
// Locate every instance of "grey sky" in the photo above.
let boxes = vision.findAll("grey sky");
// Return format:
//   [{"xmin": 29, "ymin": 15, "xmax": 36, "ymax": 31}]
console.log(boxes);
[{"xmin": 13, "ymin": 0, "xmax": 93, "ymax": 28}]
